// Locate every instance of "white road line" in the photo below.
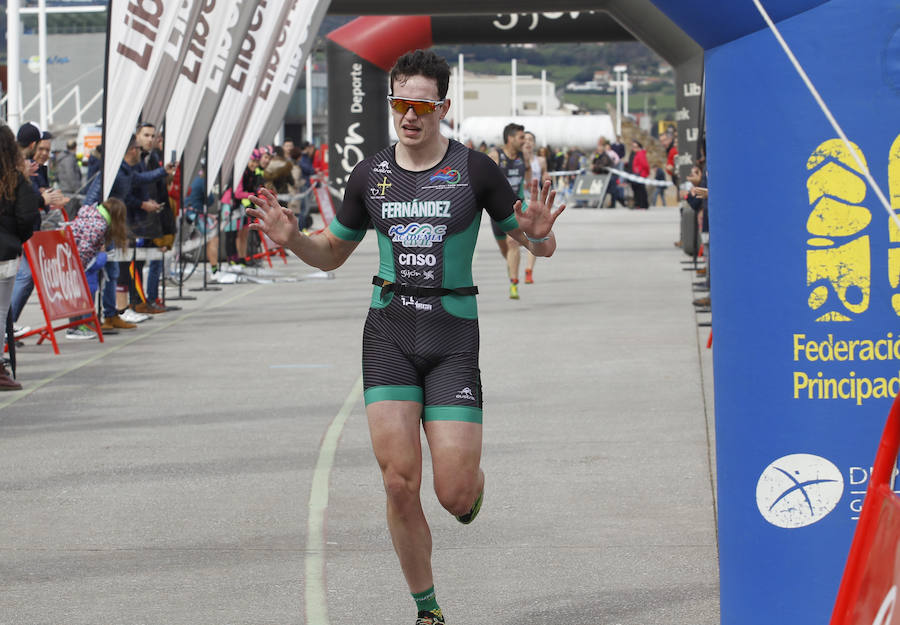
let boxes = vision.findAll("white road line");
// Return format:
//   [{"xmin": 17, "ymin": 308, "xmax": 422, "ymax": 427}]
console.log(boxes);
[{"xmin": 305, "ymin": 375, "xmax": 363, "ymax": 625}]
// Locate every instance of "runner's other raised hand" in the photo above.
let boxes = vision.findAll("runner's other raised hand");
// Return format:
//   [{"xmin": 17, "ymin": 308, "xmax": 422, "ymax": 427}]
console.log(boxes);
[{"xmin": 514, "ymin": 178, "xmax": 565, "ymax": 240}]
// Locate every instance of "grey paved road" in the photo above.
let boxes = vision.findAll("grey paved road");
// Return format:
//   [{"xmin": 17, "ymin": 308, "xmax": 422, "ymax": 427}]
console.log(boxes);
[{"xmin": 1, "ymin": 206, "xmax": 718, "ymax": 625}]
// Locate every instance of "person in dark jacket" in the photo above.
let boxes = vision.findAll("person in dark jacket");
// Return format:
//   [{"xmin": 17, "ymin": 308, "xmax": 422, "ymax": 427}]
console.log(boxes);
[
  {"xmin": 0, "ymin": 124, "xmax": 40, "ymax": 390},
  {"xmin": 9, "ymin": 124, "xmax": 65, "ymax": 337}
]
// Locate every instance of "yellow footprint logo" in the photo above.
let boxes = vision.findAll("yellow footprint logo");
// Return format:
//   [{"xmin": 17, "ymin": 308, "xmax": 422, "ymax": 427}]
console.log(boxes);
[
  {"xmin": 806, "ymin": 139, "xmax": 871, "ymax": 321},
  {"xmin": 889, "ymin": 134, "xmax": 900, "ymax": 313}
]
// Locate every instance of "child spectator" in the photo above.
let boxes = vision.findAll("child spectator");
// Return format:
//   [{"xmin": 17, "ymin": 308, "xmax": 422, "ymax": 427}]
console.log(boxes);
[{"xmin": 65, "ymin": 198, "xmax": 128, "ymax": 339}]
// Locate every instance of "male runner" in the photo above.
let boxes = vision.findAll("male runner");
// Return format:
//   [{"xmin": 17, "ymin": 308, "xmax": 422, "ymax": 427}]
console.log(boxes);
[
  {"xmin": 489, "ymin": 123, "xmax": 531, "ymax": 299},
  {"xmin": 247, "ymin": 50, "xmax": 563, "ymax": 625}
]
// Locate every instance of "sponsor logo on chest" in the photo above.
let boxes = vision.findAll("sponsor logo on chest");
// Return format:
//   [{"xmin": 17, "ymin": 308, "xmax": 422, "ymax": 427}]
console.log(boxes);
[{"xmin": 388, "ymin": 223, "xmax": 447, "ymax": 248}]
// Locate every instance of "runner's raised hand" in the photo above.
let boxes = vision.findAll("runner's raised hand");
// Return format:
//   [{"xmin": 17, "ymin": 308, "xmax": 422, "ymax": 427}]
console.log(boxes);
[
  {"xmin": 247, "ymin": 187, "xmax": 299, "ymax": 248},
  {"xmin": 514, "ymin": 178, "xmax": 565, "ymax": 240}
]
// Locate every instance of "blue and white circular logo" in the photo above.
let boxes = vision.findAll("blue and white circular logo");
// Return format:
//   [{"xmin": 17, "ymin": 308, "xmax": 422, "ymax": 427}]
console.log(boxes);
[{"xmin": 756, "ymin": 453, "xmax": 844, "ymax": 528}]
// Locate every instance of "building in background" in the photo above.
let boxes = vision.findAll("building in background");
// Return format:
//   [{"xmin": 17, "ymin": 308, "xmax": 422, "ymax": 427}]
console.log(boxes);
[{"xmin": 449, "ymin": 71, "xmax": 563, "ymax": 123}]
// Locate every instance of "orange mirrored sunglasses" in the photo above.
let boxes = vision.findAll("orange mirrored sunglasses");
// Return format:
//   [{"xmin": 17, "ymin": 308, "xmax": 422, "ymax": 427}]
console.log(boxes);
[{"xmin": 387, "ymin": 96, "xmax": 444, "ymax": 116}]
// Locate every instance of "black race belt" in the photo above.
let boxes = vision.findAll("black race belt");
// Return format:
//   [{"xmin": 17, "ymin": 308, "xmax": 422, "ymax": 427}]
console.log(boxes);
[{"xmin": 372, "ymin": 276, "xmax": 478, "ymax": 299}]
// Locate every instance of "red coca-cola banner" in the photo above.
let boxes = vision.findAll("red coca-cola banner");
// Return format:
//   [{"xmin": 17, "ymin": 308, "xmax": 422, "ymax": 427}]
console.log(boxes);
[{"xmin": 22, "ymin": 228, "xmax": 102, "ymax": 354}]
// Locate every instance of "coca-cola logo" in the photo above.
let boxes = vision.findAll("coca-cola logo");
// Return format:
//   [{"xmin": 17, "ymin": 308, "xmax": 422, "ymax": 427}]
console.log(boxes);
[{"xmin": 38, "ymin": 243, "xmax": 87, "ymax": 305}]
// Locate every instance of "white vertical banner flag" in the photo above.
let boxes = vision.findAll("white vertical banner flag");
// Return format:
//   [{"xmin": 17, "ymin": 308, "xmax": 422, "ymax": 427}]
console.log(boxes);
[
  {"xmin": 180, "ymin": 0, "xmax": 260, "ymax": 189},
  {"xmin": 103, "ymin": 0, "xmax": 182, "ymax": 198},
  {"xmin": 206, "ymin": 0, "xmax": 290, "ymax": 188},
  {"xmin": 237, "ymin": 0, "xmax": 331, "ymax": 183},
  {"xmin": 250, "ymin": 0, "xmax": 331, "ymax": 171},
  {"xmin": 165, "ymin": 0, "xmax": 241, "ymax": 167},
  {"xmin": 141, "ymin": 0, "xmax": 204, "ymax": 127}
]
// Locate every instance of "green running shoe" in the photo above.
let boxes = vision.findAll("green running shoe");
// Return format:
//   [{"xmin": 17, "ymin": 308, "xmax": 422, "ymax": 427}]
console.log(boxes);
[
  {"xmin": 416, "ymin": 609, "xmax": 445, "ymax": 625},
  {"xmin": 455, "ymin": 489, "xmax": 483, "ymax": 525},
  {"xmin": 509, "ymin": 283, "xmax": 519, "ymax": 299}
]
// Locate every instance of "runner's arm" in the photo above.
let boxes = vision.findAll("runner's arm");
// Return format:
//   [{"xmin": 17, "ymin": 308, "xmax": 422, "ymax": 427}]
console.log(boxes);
[{"xmin": 247, "ymin": 188, "xmax": 359, "ymax": 271}]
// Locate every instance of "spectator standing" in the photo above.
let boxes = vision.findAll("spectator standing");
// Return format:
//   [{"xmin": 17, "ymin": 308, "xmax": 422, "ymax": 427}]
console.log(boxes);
[
  {"xmin": 281, "ymin": 138, "xmax": 296, "ymax": 164},
  {"xmin": 563, "ymin": 145, "xmax": 585, "ymax": 195},
  {"xmin": 628, "ymin": 140, "xmax": 649, "ymax": 209},
  {"xmin": 232, "ymin": 150, "xmax": 265, "ymax": 265},
  {"xmin": 648, "ymin": 161, "xmax": 667, "ymax": 207},
  {"xmin": 184, "ymin": 169, "xmax": 220, "ymax": 275},
  {"xmin": 0, "ymin": 124, "xmax": 40, "ymax": 390},
  {"xmin": 592, "ymin": 137, "xmax": 623, "ymax": 208},
  {"xmin": 135, "ymin": 123, "xmax": 172, "ymax": 314},
  {"xmin": 10, "ymin": 127, "xmax": 68, "ymax": 336},
  {"xmin": 664, "ymin": 133, "xmax": 679, "ymax": 202},
  {"xmin": 32, "ymin": 132, "xmax": 67, "ymax": 230},
  {"xmin": 687, "ymin": 164, "xmax": 710, "ymax": 307},
  {"xmin": 85, "ymin": 144, "xmax": 102, "ymax": 187},
  {"xmin": 56, "ymin": 139, "xmax": 83, "ymax": 218},
  {"xmin": 611, "ymin": 135, "xmax": 626, "ymax": 160},
  {"xmin": 296, "ymin": 141, "xmax": 317, "ymax": 231},
  {"xmin": 56, "ymin": 139, "xmax": 83, "ymax": 195}
]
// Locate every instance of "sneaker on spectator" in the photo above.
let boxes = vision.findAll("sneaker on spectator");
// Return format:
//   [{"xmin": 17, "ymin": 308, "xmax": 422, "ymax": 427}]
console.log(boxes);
[
  {"xmin": 66, "ymin": 324, "xmax": 98, "ymax": 340},
  {"xmin": 12, "ymin": 324, "xmax": 31, "ymax": 338},
  {"xmin": 121, "ymin": 308, "xmax": 150, "ymax": 324},
  {"xmin": 103, "ymin": 315, "xmax": 137, "ymax": 330}
]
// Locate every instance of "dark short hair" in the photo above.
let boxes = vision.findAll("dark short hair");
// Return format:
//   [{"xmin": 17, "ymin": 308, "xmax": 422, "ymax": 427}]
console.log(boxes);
[
  {"xmin": 41, "ymin": 131, "xmax": 53, "ymax": 141},
  {"xmin": 389, "ymin": 50, "xmax": 451, "ymax": 100},
  {"xmin": 138, "ymin": 122, "xmax": 155, "ymax": 130},
  {"xmin": 16, "ymin": 121, "xmax": 41, "ymax": 148},
  {"xmin": 503, "ymin": 123, "xmax": 525, "ymax": 144}
]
